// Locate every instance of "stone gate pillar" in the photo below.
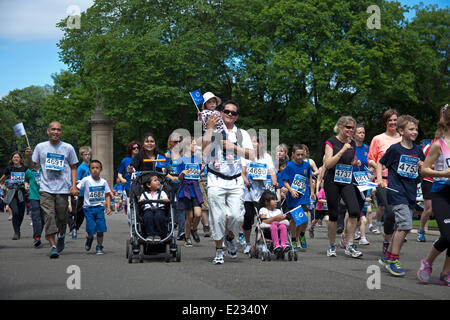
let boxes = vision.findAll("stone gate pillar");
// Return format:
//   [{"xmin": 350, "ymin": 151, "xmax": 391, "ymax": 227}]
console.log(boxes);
[{"xmin": 88, "ymin": 104, "xmax": 116, "ymax": 187}]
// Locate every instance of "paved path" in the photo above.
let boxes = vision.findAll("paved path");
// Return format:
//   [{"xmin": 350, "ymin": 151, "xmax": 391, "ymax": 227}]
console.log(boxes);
[{"xmin": 0, "ymin": 210, "xmax": 448, "ymax": 301}]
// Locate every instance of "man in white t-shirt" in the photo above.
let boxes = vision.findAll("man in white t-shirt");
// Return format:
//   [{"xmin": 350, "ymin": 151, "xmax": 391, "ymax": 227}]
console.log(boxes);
[
  {"xmin": 26, "ymin": 121, "xmax": 78, "ymax": 259},
  {"xmin": 202, "ymin": 100, "xmax": 254, "ymax": 264}
]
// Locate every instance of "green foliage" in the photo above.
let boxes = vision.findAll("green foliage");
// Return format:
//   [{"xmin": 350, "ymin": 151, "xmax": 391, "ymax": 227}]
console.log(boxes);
[
  {"xmin": 0, "ymin": 86, "xmax": 51, "ymax": 167},
  {"xmin": 42, "ymin": 0, "xmax": 450, "ymax": 165}
]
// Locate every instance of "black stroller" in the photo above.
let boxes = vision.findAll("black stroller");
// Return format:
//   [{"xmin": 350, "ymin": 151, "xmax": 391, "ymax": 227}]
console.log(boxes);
[{"xmin": 125, "ymin": 169, "xmax": 180, "ymax": 263}]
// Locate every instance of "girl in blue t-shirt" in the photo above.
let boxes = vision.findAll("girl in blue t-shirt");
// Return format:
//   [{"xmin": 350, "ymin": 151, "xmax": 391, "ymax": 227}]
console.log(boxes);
[{"xmin": 176, "ymin": 138, "xmax": 204, "ymax": 248}]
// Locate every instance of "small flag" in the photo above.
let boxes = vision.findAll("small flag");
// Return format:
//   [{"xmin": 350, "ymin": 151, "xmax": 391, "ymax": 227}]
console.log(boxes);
[
  {"xmin": 189, "ymin": 89, "xmax": 204, "ymax": 106},
  {"xmin": 289, "ymin": 205, "xmax": 308, "ymax": 226},
  {"xmin": 13, "ymin": 122, "xmax": 26, "ymax": 137}
]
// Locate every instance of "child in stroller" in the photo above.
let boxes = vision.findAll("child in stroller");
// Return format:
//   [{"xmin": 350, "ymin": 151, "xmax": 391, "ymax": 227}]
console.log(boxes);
[
  {"xmin": 253, "ymin": 191, "xmax": 297, "ymax": 261},
  {"xmin": 138, "ymin": 173, "xmax": 170, "ymax": 243}
]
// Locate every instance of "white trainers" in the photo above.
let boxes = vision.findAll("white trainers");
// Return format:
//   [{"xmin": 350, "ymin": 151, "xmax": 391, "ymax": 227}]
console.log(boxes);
[
  {"xmin": 213, "ymin": 249, "xmax": 224, "ymax": 264},
  {"xmin": 359, "ymin": 237, "xmax": 370, "ymax": 245},
  {"xmin": 243, "ymin": 242, "xmax": 252, "ymax": 254},
  {"xmin": 225, "ymin": 237, "xmax": 238, "ymax": 258},
  {"xmin": 327, "ymin": 244, "xmax": 337, "ymax": 257},
  {"xmin": 345, "ymin": 244, "xmax": 363, "ymax": 258}
]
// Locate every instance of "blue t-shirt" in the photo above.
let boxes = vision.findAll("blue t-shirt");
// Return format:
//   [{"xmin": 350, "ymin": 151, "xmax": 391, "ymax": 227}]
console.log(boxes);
[
  {"xmin": 379, "ymin": 142, "xmax": 425, "ymax": 208},
  {"xmin": 354, "ymin": 144, "xmax": 369, "ymax": 172},
  {"xmin": 77, "ymin": 162, "xmax": 91, "ymax": 195},
  {"xmin": 118, "ymin": 157, "xmax": 133, "ymax": 191},
  {"xmin": 281, "ymin": 160, "xmax": 312, "ymax": 208},
  {"xmin": 177, "ymin": 155, "xmax": 202, "ymax": 199}
]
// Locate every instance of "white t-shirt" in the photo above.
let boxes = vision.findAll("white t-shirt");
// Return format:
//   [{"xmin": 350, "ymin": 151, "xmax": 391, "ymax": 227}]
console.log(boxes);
[
  {"xmin": 77, "ymin": 176, "xmax": 111, "ymax": 208},
  {"xmin": 32, "ymin": 141, "xmax": 78, "ymax": 194},
  {"xmin": 206, "ymin": 125, "xmax": 253, "ymax": 189},
  {"xmin": 259, "ymin": 207, "xmax": 282, "ymax": 219},
  {"xmin": 242, "ymin": 153, "xmax": 275, "ymax": 202},
  {"xmin": 139, "ymin": 190, "xmax": 168, "ymax": 210}
]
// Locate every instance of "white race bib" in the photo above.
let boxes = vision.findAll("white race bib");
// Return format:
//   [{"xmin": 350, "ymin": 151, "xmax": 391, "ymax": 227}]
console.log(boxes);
[
  {"xmin": 45, "ymin": 153, "xmax": 65, "ymax": 171},
  {"xmin": 397, "ymin": 155, "xmax": 418, "ymax": 179},
  {"xmin": 291, "ymin": 174, "xmax": 307, "ymax": 195},
  {"xmin": 334, "ymin": 164, "xmax": 352, "ymax": 184},
  {"xmin": 89, "ymin": 186, "xmax": 105, "ymax": 205},
  {"xmin": 248, "ymin": 162, "xmax": 267, "ymax": 181}
]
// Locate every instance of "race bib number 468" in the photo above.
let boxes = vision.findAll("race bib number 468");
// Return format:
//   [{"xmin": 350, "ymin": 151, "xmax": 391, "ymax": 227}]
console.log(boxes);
[{"xmin": 89, "ymin": 186, "xmax": 105, "ymax": 204}]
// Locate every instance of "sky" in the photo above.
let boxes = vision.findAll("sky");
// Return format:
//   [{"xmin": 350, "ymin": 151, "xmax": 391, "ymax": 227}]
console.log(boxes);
[{"xmin": 0, "ymin": 0, "xmax": 448, "ymax": 98}]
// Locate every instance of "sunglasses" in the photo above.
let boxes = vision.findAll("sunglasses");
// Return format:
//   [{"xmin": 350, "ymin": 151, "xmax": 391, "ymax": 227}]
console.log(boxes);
[
  {"xmin": 345, "ymin": 126, "xmax": 355, "ymax": 130},
  {"xmin": 223, "ymin": 109, "xmax": 238, "ymax": 116},
  {"xmin": 171, "ymin": 140, "xmax": 182, "ymax": 144},
  {"xmin": 132, "ymin": 146, "xmax": 140, "ymax": 150}
]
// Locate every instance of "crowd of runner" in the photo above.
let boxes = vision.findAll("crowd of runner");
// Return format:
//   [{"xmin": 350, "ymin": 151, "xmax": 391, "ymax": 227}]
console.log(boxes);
[{"xmin": 0, "ymin": 92, "xmax": 449, "ymax": 287}]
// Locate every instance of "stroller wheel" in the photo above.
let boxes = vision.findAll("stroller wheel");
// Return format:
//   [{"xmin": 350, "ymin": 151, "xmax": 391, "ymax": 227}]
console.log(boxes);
[
  {"xmin": 288, "ymin": 251, "xmax": 293, "ymax": 261},
  {"xmin": 294, "ymin": 252, "xmax": 298, "ymax": 261},
  {"xmin": 139, "ymin": 246, "xmax": 144, "ymax": 263},
  {"xmin": 126, "ymin": 239, "xmax": 130, "ymax": 259},
  {"xmin": 176, "ymin": 246, "xmax": 181, "ymax": 262}
]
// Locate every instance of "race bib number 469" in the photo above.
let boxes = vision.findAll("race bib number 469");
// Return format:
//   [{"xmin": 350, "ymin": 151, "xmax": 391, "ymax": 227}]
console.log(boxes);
[{"xmin": 397, "ymin": 155, "xmax": 419, "ymax": 179}]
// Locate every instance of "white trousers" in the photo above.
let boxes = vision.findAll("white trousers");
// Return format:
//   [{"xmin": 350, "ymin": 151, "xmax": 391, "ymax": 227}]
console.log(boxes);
[{"xmin": 208, "ymin": 186, "xmax": 244, "ymax": 241}]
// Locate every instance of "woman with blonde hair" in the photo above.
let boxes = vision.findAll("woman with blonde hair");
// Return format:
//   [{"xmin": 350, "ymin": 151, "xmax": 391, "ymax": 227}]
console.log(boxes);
[{"xmin": 323, "ymin": 116, "xmax": 364, "ymax": 258}]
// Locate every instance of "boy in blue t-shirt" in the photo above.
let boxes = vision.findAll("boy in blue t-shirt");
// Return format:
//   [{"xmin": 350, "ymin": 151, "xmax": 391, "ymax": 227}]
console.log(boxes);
[
  {"xmin": 376, "ymin": 115, "xmax": 425, "ymax": 277},
  {"xmin": 281, "ymin": 144, "xmax": 315, "ymax": 249}
]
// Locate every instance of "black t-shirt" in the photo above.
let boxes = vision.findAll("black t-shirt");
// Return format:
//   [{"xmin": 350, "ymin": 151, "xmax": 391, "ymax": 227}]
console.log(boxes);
[
  {"xmin": 324, "ymin": 137, "xmax": 356, "ymax": 183},
  {"xmin": 379, "ymin": 142, "xmax": 425, "ymax": 208},
  {"xmin": 4, "ymin": 165, "xmax": 28, "ymax": 187}
]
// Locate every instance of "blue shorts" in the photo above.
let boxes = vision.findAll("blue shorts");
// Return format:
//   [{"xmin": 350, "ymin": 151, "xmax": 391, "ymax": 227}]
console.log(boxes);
[{"xmin": 84, "ymin": 206, "xmax": 107, "ymax": 235}]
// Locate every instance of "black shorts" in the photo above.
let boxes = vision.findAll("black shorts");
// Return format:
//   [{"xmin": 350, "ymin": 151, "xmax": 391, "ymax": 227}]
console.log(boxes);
[
  {"xmin": 422, "ymin": 180, "xmax": 433, "ymax": 200},
  {"xmin": 315, "ymin": 209, "xmax": 328, "ymax": 220},
  {"xmin": 177, "ymin": 197, "xmax": 201, "ymax": 211}
]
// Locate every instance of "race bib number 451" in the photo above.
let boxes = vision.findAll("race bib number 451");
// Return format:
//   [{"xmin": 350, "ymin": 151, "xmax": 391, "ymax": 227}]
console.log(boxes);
[{"xmin": 397, "ymin": 155, "xmax": 419, "ymax": 179}]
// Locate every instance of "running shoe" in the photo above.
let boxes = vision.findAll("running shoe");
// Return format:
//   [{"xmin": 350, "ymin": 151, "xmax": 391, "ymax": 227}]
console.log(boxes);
[
  {"xmin": 33, "ymin": 237, "xmax": 41, "ymax": 248},
  {"xmin": 359, "ymin": 237, "xmax": 370, "ymax": 245},
  {"xmin": 438, "ymin": 273, "xmax": 450, "ymax": 287},
  {"xmin": 370, "ymin": 225, "xmax": 381, "ymax": 234},
  {"xmin": 417, "ymin": 229, "xmax": 426, "ymax": 242},
  {"xmin": 71, "ymin": 229, "xmax": 77, "ymax": 239},
  {"xmin": 56, "ymin": 235, "xmax": 65, "ymax": 253},
  {"xmin": 49, "ymin": 246, "xmax": 59, "ymax": 259},
  {"xmin": 191, "ymin": 229, "xmax": 200, "ymax": 243},
  {"xmin": 12, "ymin": 232, "xmax": 20, "ymax": 240},
  {"xmin": 177, "ymin": 232, "xmax": 185, "ymax": 241},
  {"xmin": 354, "ymin": 231, "xmax": 361, "ymax": 240},
  {"xmin": 184, "ymin": 237, "xmax": 193, "ymax": 248},
  {"xmin": 327, "ymin": 244, "xmax": 337, "ymax": 257},
  {"xmin": 274, "ymin": 246, "xmax": 282, "ymax": 256},
  {"xmin": 417, "ymin": 258, "xmax": 432, "ymax": 284},
  {"xmin": 386, "ymin": 259, "xmax": 405, "ymax": 276},
  {"xmin": 213, "ymin": 248, "xmax": 224, "ymax": 264},
  {"xmin": 378, "ymin": 256, "xmax": 390, "ymax": 269},
  {"xmin": 225, "ymin": 237, "xmax": 238, "ymax": 258},
  {"xmin": 299, "ymin": 235, "xmax": 307, "ymax": 249},
  {"xmin": 308, "ymin": 227, "xmax": 315, "ymax": 238},
  {"xmin": 203, "ymin": 225, "xmax": 211, "ymax": 238},
  {"xmin": 345, "ymin": 244, "xmax": 363, "ymax": 258},
  {"xmin": 96, "ymin": 245, "xmax": 104, "ymax": 255},
  {"xmin": 243, "ymin": 242, "xmax": 252, "ymax": 255},
  {"xmin": 85, "ymin": 236, "xmax": 94, "ymax": 251}
]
